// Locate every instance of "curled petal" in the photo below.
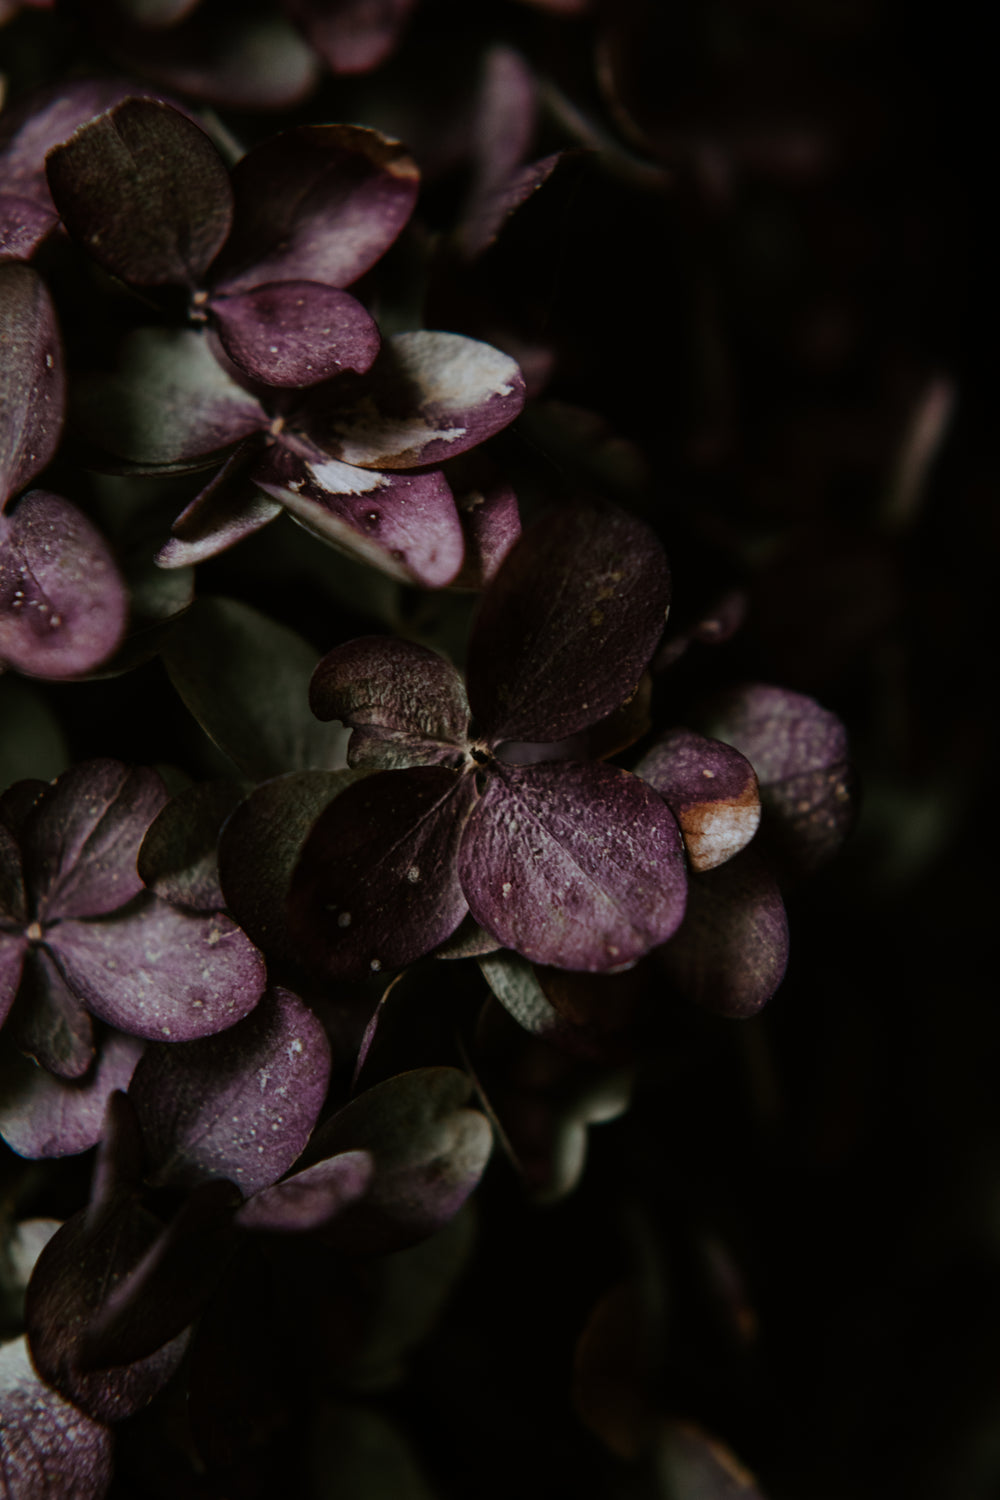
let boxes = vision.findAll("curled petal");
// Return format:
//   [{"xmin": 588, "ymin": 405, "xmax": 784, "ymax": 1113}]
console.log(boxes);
[
  {"xmin": 459, "ymin": 760, "xmax": 687, "ymax": 971},
  {"xmin": 235, "ymin": 1150, "xmax": 374, "ymax": 1233},
  {"xmin": 310, "ymin": 635, "xmax": 470, "ymax": 769}
]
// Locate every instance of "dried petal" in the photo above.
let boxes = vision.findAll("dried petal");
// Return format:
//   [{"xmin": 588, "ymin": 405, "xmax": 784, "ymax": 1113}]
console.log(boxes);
[
  {"xmin": 0, "ymin": 1336, "xmax": 113, "ymax": 1499},
  {"xmin": 310, "ymin": 636, "xmax": 470, "ymax": 769},
  {"xmin": 47, "ymin": 897, "xmax": 265, "ymax": 1042},
  {"xmin": 156, "ymin": 442, "xmax": 279, "ymax": 568},
  {"xmin": 256, "ymin": 447, "xmax": 464, "ymax": 588},
  {"xmin": 459, "ymin": 760, "xmax": 687, "ymax": 971},
  {"xmin": 636, "ymin": 729, "xmax": 760, "ymax": 872},
  {"xmin": 235, "ymin": 1150, "xmax": 374, "ymax": 1233},
  {"xmin": 24, "ymin": 761, "xmax": 167, "ymax": 923},
  {"xmin": 216, "ymin": 124, "xmax": 418, "ymax": 294},
  {"xmin": 289, "ymin": 766, "xmax": 476, "ymax": 979},
  {"xmin": 129, "ymin": 987, "xmax": 330, "ymax": 1194},
  {"xmin": 46, "ymin": 98, "xmax": 233, "ymax": 287},
  {"xmin": 466, "ymin": 504, "xmax": 670, "ymax": 744},
  {"xmin": 0, "ymin": 262, "xmax": 64, "ymax": 502},
  {"xmin": 301, "ymin": 331, "xmax": 524, "ymax": 470},
  {"xmin": 210, "ymin": 281, "xmax": 379, "ymax": 387},
  {"xmin": 0, "ymin": 1028, "xmax": 144, "ymax": 1158}
]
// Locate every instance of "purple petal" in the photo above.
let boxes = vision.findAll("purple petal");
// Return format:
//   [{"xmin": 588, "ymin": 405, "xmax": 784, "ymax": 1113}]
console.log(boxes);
[
  {"xmin": 89, "ymin": 1090, "xmax": 144, "ymax": 1212},
  {"xmin": 285, "ymin": 0, "xmax": 416, "ymax": 74},
  {"xmin": 0, "ymin": 1337, "xmax": 113, "ymax": 1500},
  {"xmin": 25, "ymin": 1199, "xmax": 190, "ymax": 1423},
  {"xmin": 459, "ymin": 760, "xmax": 687, "ymax": 971},
  {"xmin": 311, "ymin": 1067, "xmax": 493, "ymax": 1254},
  {"xmin": 137, "ymin": 780, "xmax": 243, "ymax": 912},
  {"xmin": 24, "ymin": 760, "xmax": 168, "ymax": 923},
  {"xmin": 46, "ymin": 98, "xmax": 233, "ymax": 287},
  {"xmin": 129, "ymin": 987, "xmax": 331, "ymax": 1195},
  {"xmin": 0, "ymin": 193, "xmax": 59, "ymax": 261},
  {"xmin": 289, "ymin": 766, "xmax": 476, "ymax": 979},
  {"xmin": 217, "ymin": 770, "xmax": 362, "ymax": 961},
  {"xmin": 256, "ymin": 445, "xmax": 464, "ymax": 588},
  {"xmin": 301, "ymin": 331, "xmax": 525, "ymax": 469},
  {"xmin": 636, "ymin": 729, "xmax": 761, "ymax": 872},
  {"xmin": 309, "ymin": 636, "xmax": 470, "ymax": 769},
  {"xmin": 0, "ymin": 262, "xmax": 63, "ymax": 502},
  {"xmin": 447, "ymin": 458, "xmax": 521, "ymax": 590},
  {"xmin": 79, "ymin": 1180, "xmax": 239, "ymax": 1370},
  {"xmin": 0, "ymin": 1028, "xmax": 144, "ymax": 1158},
  {"xmin": 0, "ymin": 816, "xmax": 26, "ymax": 924},
  {"xmin": 156, "ymin": 441, "xmax": 280, "ymax": 568},
  {"xmin": 47, "ymin": 897, "xmax": 265, "ymax": 1043},
  {"xmin": 74, "ymin": 327, "xmax": 267, "ymax": 467},
  {"xmin": 0, "ymin": 491, "xmax": 128, "ymax": 679},
  {"xmin": 699, "ymin": 684, "xmax": 856, "ymax": 873},
  {"xmin": 0, "ymin": 932, "xmax": 26, "ymax": 1030},
  {"xmin": 11, "ymin": 947, "xmax": 95, "ymax": 1079},
  {"xmin": 215, "ymin": 124, "xmax": 418, "ymax": 294},
  {"xmin": 162, "ymin": 595, "xmax": 350, "ymax": 779},
  {"xmin": 658, "ymin": 851, "xmax": 789, "ymax": 1019},
  {"xmin": 210, "ymin": 281, "xmax": 380, "ymax": 387},
  {"xmin": 466, "ymin": 504, "xmax": 670, "ymax": 744},
  {"xmin": 460, "ymin": 154, "xmax": 564, "ymax": 261},
  {"xmin": 235, "ymin": 1150, "xmax": 374, "ymax": 1233}
]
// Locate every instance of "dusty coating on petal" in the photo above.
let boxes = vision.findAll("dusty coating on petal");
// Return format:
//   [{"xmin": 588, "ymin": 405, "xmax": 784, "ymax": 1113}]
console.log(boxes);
[
  {"xmin": 0, "ymin": 262, "xmax": 64, "ymax": 502},
  {"xmin": 0, "ymin": 1336, "xmax": 113, "ymax": 1500},
  {"xmin": 467, "ymin": 504, "xmax": 671, "ymax": 744},
  {"xmin": 310, "ymin": 635, "xmax": 470, "ymax": 768},
  {"xmin": 459, "ymin": 760, "xmax": 687, "ymax": 971},
  {"xmin": 209, "ymin": 282, "xmax": 380, "ymax": 388},
  {"xmin": 257, "ymin": 446, "xmax": 465, "ymax": 588},
  {"xmin": 289, "ymin": 766, "xmax": 475, "ymax": 978},
  {"xmin": 46, "ymin": 898, "xmax": 266, "ymax": 1042},
  {"xmin": 304, "ymin": 331, "xmax": 525, "ymax": 470},
  {"xmin": 129, "ymin": 987, "xmax": 331, "ymax": 1195},
  {"xmin": 636, "ymin": 729, "xmax": 760, "ymax": 872}
]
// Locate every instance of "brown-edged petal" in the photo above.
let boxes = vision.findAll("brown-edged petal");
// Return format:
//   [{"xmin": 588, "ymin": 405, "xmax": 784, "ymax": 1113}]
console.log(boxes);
[
  {"xmin": 0, "ymin": 1336, "xmax": 113, "ymax": 1499},
  {"xmin": 46, "ymin": 98, "xmax": 233, "ymax": 288},
  {"xmin": 309, "ymin": 636, "xmax": 470, "ymax": 769},
  {"xmin": 289, "ymin": 765, "xmax": 476, "ymax": 979},
  {"xmin": 210, "ymin": 281, "xmax": 380, "ymax": 387},
  {"xmin": 255, "ymin": 445, "xmax": 465, "ymax": 588},
  {"xmin": 310, "ymin": 1067, "xmax": 493, "ymax": 1254},
  {"xmin": 466, "ymin": 503, "xmax": 670, "ymax": 744},
  {"xmin": 24, "ymin": 761, "xmax": 168, "ymax": 923},
  {"xmin": 458, "ymin": 760, "xmax": 686, "ymax": 971},
  {"xmin": 74, "ymin": 326, "xmax": 268, "ymax": 468},
  {"xmin": 0, "ymin": 1028, "xmax": 143, "ymax": 1158},
  {"xmin": 218, "ymin": 770, "xmax": 363, "ymax": 961},
  {"xmin": 635, "ymin": 729, "xmax": 760, "ymax": 872},
  {"xmin": 129, "ymin": 987, "xmax": 330, "ymax": 1195},
  {"xmin": 284, "ymin": 0, "xmax": 416, "ymax": 74},
  {"xmin": 46, "ymin": 896, "xmax": 265, "ymax": 1042},
  {"xmin": 215, "ymin": 124, "xmax": 418, "ymax": 294},
  {"xmin": 300, "ymin": 331, "xmax": 525, "ymax": 470},
  {"xmin": 658, "ymin": 850, "xmax": 789, "ymax": 1019},
  {"xmin": 0, "ymin": 491, "xmax": 128, "ymax": 680},
  {"xmin": 0, "ymin": 262, "xmax": 64, "ymax": 503}
]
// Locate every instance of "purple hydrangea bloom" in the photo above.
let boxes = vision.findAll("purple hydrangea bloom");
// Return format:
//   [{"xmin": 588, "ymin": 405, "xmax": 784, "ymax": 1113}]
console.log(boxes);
[{"xmin": 284, "ymin": 503, "xmax": 688, "ymax": 976}]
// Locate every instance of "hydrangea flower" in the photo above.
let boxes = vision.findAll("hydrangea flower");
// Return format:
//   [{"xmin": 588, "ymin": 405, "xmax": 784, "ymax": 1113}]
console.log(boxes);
[
  {"xmin": 0, "ymin": 759, "xmax": 266, "ymax": 1080},
  {"xmin": 284, "ymin": 503, "xmax": 689, "ymax": 976}
]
